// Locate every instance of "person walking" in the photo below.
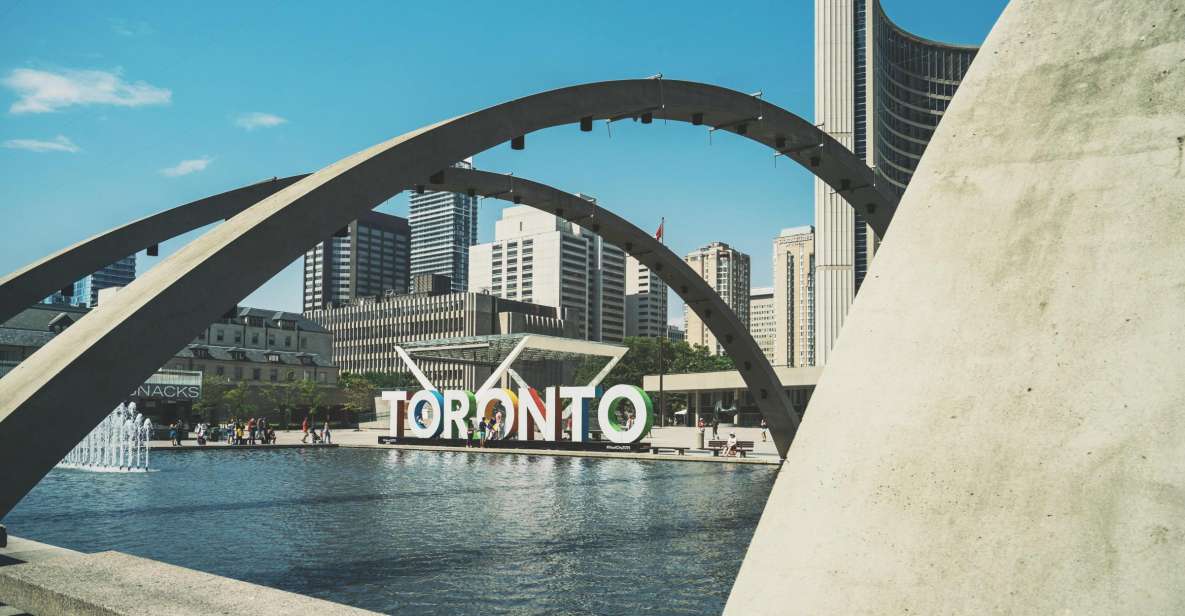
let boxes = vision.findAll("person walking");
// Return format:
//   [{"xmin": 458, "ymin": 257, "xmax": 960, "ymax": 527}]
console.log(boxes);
[
  {"xmin": 478, "ymin": 419, "xmax": 488, "ymax": 448},
  {"xmin": 247, "ymin": 417, "xmax": 256, "ymax": 445},
  {"xmin": 195, "ymin": 422, "xmax": 206, "ymax": 446},
  {"xmin": 711, "ymin": 417, "xmax": 720, "ymax": 440},
  {"xmin": 301, "ymin": 416, "xmax": 310, "ymax": 444},
  {"xmin": 322, "ymin": 419, "xmax": 332, "ymax": 445},
  {"xmin": 168, "ymin": 421, "xmax": 178, "ymax": 446},
  {"xmin": 759, "ymin": 418, "xmax": 768, "ymax": 442}
]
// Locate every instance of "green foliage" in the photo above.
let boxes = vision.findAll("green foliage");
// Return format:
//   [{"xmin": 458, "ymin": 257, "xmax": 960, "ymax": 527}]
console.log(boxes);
[
  {"xmin": 574, "ymin": 336, "xmax": 735, "ymax": 389},
  {"xmin": 260, "ymin": 382, "xmax": 300, "ymax": 428},
  {"xmin": 222, "ymin": 381, "xmax": 259, "ymax": 417},
  {"xmin": 193, "ymin": 374, "xmax": 231, "ymax": 422},
  {"xmin": 298, "ymin": 379, "xmax": 326, "ymax": 418},
  {"xmin": 337, "ymin": 372, "xmax": 419, "ymax": 427}
]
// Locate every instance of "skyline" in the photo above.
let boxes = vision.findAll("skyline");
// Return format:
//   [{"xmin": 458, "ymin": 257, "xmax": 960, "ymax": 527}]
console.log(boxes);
[{"xmin": 0, "ymin": 0, "xmax": 1007, "ymax": 316}]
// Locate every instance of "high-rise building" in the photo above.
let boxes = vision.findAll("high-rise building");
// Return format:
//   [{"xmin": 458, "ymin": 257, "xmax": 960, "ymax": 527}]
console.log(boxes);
[
  {"xmin": 749, "ymin": 287, "xmax": 776, "ymax": 361},
  {"xmin": 304, "ymin": 286, "xmax": 572, "ymax": 390},
  {"xmin": 469, "ymin": 204, "xmax": 625, "ymax": 343},
  {"xmin": 625, "ymin": 255, "xmax": 668, "ymax": 338},
  {"xmin": 773, "ymin": 226, "xmax": 816, "ymax": 367},
  {"xmin": 44, "ymin": 255, "xmax": 136, "ymax": 308},
  {"xmin": 683, "ymin": 242, "xmax": 750, "ymax": 355},
  {"xmin": 409, "ymin": 158, "xmax": 478, "ymax": 292},
  {"xmin": 302, "ymin": 211, "xmax": 410, "ymax": 311},
  {"xmin": 814, "ymin": 0, "xmax": 978, "ymax": 365}
]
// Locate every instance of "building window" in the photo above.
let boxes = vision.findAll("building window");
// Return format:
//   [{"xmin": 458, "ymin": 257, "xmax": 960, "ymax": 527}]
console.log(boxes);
[
  {"xmin": 285, "ymin": 335, "xmax": 292, "ymax": 347},
  {"xmin": 234, "ymin": 366, "xmax": 243, "ymax": 380},
  {"xmin": 215, "ymin": 330, "xmax": 224, "ymax": 342},
  {"xmin": 234, "ymin": 332, "xmax": 242, "ymax": 343},
  {"xmin": 251, "ymin": 333, "xmax": 260, "ymax": 344},
  {"xmin": 252, "ymin": 368, "xmax": 261, "ymax": 380},
  {"xmin": 266, "ymin": 353, "xmax": 280, "ymax": 363},
  {"xmin": 269, "ymin": 368, "xmax": 278, "ymax": 382},
  {"xmin": 301, "ymin": 338, "xmax": 308, "ymax": 349},
  {"xmin": 216, "ymin": 366, "xmax": 225, "ymax": 376},
  {"xmin": 286, "ymin": 370, "xmax": 295, "ymax": 382}
]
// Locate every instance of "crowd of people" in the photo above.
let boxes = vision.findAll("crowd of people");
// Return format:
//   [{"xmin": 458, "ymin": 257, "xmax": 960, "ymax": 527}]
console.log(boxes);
[
  {"xmin": 220, "ymin": 417, "xmax": 277, "ymax": 445},
  {"xmin": 462, "ymin": 409, "xmax": 508, "ymax": 448}
]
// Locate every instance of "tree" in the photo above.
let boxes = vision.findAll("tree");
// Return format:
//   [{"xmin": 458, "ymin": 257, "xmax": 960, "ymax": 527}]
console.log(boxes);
[
  {"xmin": 222, "ymin": 381, "xmax": 259, "ymax": 419},
  {"xmin": 261, "ymin": 382, "xmax": 300, "ymax": 428},
  {"xmin": 193, "ymin": 375, "xmax": 231, "ymax": 423},
  {"xmin": 574, "ymin": 336, "xmax": 735, "ymax": 389},
  {"xmin": 338, "ymin": 373, "xmax": 376, "ymax": 428},
  {"xmin": 298, "ymin": 379, "xmax": 327, "ymax": 422}
]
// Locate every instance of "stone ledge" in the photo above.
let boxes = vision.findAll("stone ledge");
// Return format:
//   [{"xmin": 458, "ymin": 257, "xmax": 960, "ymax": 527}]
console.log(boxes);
[{"xmin": 0, "ymin": 550, "xmax": 379, "ymax": 616}]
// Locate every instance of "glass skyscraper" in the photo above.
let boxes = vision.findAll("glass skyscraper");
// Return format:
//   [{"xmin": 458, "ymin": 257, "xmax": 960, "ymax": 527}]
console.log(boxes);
[
  {"xmin": 44, "ymin": 255, "xmax": 136, "ymax": 307},
  {"xmin": 409, "ymin": 158, "xmax": 478, "ymax": 292},
  {"xmin": 813, "ymin": 0, "xmax": 978, "ymax": 365},
  {"xmin": 302, "ymin": 211, "xmax": 410, "ymax": 311}
]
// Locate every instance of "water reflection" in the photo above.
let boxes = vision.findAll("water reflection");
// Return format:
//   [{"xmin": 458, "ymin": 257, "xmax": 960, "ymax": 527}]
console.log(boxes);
[{"xmin": 6, "ymin": 448, "xmax": 776, "ymax": 615}]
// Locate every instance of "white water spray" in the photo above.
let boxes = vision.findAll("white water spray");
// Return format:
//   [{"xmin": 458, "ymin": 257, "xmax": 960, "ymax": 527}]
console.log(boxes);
[{"xmin": 58, "ymin": 402, "xmax": 153, "ymax": 472}]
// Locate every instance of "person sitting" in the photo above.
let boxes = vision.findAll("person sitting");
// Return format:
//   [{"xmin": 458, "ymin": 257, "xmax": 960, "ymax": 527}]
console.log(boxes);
[{"xmin": 724, "ymin": 433, "xmax": 739, "ymax": 457}]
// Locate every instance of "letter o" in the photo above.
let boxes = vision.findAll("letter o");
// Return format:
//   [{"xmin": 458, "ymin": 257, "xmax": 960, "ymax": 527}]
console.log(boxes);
[
  {"xmin": 408, "ymin": 390, "xmax": 444, "ymax": 438},
  {"xmin": 597, "ymin": 385, "xmax": 654, "ymax": 444}
]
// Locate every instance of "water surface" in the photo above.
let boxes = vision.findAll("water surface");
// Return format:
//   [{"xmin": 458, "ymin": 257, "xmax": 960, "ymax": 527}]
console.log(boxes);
[{"xmin": 6, "ymin": 448, "xmax": 776, "ymax": 615}]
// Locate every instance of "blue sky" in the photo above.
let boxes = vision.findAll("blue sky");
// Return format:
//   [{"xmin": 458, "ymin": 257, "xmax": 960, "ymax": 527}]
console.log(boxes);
[{"xmin": 0, "ymin": 0, "xmax": 1007, "ymax": 317}]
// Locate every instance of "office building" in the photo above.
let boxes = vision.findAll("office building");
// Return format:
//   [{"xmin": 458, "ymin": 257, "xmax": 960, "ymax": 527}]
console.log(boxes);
[
  {"xmin": 773, "ymin": 226, "xmax": 816, "ymax": 367},
  {"xmin": 625, "ymin": 255, "xmax": 668, "ymax": 338},
  {"xmin": 409, "ymin": 158, "xmax": 478, "ymax": 292},
  {"xmin": 469, "ymin": 204, "xmax": 625, "ymax": 343},
  {"xmin": 749, "ymin": 287, "xmax": 776, "ymax": 361},
  {"xmin": 304, "ymin": 286, "xmax": 574, "ymax": 390},
  {"xmin": 43, "ymin": 255, "xmax": 136, "ymax": 308},
  {"xmin": 302, "ymin": 211, "xmax": 410, "ymax": 311},
  {"xmin": 666, "ymin": 325, "xmax": 685, "ymax": 343},
  {"xmin": 814, "ymin": 0, "xmax": 978, "ymax": 364},
  {"xmin": 683, "ymin": 242, "xmax": 750, "ymax": 355}
]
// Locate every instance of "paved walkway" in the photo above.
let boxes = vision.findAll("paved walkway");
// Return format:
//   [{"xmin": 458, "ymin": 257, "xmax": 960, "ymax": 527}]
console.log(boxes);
[{"xmin": 153, "ymin": 426, "xmax": 782, "ymax": 464}]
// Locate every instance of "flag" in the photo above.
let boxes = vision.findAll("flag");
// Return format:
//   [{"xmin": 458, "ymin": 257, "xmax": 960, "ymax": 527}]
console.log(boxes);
[{"xmin": 655, "ymin": 218, "xmax": 664, "ymax": 243}]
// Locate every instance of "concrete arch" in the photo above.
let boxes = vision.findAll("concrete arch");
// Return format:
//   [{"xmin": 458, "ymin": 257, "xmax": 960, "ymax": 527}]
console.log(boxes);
[
  {"xmin": 436, "ymin": 168, "xmax": 799, "ymax": 450},
  {"xmin": 0, "ymin": 176, "xmax": 308, "ymax": 325},
  {"xmin": 0, "ymin": 79, "xmax": 895, "ymax": 518}
]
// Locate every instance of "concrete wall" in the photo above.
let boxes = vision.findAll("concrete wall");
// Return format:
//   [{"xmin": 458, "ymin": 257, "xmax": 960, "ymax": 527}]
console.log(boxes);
[{"xmin": 726, "ymin": 1, "xmax": 1185, "ymax": 613}]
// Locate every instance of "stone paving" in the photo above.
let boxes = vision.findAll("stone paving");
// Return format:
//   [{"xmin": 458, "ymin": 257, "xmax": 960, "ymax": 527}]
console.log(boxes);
[{"xmin": 152, "ymin": 425, "xmax": 783, "ymax": 463}]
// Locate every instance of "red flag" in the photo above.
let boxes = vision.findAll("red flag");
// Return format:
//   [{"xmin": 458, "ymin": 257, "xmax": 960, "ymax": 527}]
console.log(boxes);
[{"xmin": 655, "ymin": 218, "xmax": 664, "ymax": 243}]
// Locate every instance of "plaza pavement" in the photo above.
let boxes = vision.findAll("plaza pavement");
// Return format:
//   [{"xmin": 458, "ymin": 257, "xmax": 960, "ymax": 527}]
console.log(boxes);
[{"xmin": 152, "ymin": 425, "xmax": 782, "ymax": 463}]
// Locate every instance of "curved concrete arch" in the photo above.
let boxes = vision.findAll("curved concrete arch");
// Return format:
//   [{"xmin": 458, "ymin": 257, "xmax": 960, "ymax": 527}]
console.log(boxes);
[
  {"xmin": 0, "ymin": 78, "xmax": 894, "ymax": 518},
  {"xmin": 436, "ymin": 168, "xmax": 800, "ymax": 451},
  {"xmin": 0, "ymin": 176, "xmax": 309, "ymax": 325}
]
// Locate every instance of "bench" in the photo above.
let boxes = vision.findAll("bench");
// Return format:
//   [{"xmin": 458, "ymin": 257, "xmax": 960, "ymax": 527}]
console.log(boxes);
[
  {"xmin": 649, "ymin": 446, "xmax": 688, "ymax": 456},
  {"xmin": 707, "ymin": 440, "xmax": 755, "ymax": 458}
]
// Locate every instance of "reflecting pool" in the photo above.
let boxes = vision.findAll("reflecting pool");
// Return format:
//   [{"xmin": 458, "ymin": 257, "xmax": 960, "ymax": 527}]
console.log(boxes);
[{"xmin": 5, "ymin": 448, "xmax": 777, "ymax": 615}]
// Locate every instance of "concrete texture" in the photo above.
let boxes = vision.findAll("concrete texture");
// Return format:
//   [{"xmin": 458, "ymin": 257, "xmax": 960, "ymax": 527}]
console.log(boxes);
[
  {"xmin": 0, "ymin": 550, "xmax": 379, "ymax": 615},
  {"xmin": 725, "ymin": 1, "xmax": 1185, "ymax": 613},
  {"xmin": 0, "ymin": 79, "xmax": 895, "ymax": 519}
]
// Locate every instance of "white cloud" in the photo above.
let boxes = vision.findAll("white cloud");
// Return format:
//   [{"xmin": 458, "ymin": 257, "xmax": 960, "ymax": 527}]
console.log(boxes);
[
  {"xmin": 2, "ymin": 135, "xmax": 80, "ymax": 153},
  {"xmin": 161, "ymin": 156, "xmax": 212, "ymax": 177},
  {"xmin": 2, "ymin": 68, "xmax": 171, "ymax": 114},
  {"xmin": 235, "ymin": 112, "xmax": 287, "ymax": 130}
]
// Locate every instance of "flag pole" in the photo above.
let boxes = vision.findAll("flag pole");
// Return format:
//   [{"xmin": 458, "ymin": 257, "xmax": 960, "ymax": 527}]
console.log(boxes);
[{"xmin": 657, "ymin": 217, "xmax": 666, "ymax": 427}]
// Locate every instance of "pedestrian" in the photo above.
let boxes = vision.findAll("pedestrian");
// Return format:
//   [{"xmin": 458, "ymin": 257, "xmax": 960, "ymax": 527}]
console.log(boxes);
[
  {"xmin": 760, "ymin": 418, "xmax": 768, "ymax": 442},
  {"xmin": 478, "ymin": 419, "xmax": 487, "ymax": 448},
  {"xmin": 196, "ymin": 422, "xmax": 206, "ymax": 446},
  {"xmin": 322, "ymin": 419, "xmax": 332, "ymax": 444},
  {"xmin": 235, "ymin": 421, "xmax": 244, "ymax": 445},
  {"xmin": 301, "ymin": 416, "xmax": 310, "ymax": 444},
  {"xmin": 168, "ymin": 421, "xmax": 178, "ymax": 446},
  {"xmin": 487, "ymin": 415, "xmax": 498, "ymax": 441},
  {"xmin": 711, "ymin": 417, "xmax": 720, "ymax": 440},
  {"xmin": 247, "ymin": 417, "xmax": 256, "ymax": 445}
]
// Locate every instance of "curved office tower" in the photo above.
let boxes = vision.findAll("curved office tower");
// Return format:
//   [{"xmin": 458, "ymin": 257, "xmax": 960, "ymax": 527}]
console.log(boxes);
[{"xmin": 813, "ymin": 0, "xmax": 978, "ymax": 366}]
